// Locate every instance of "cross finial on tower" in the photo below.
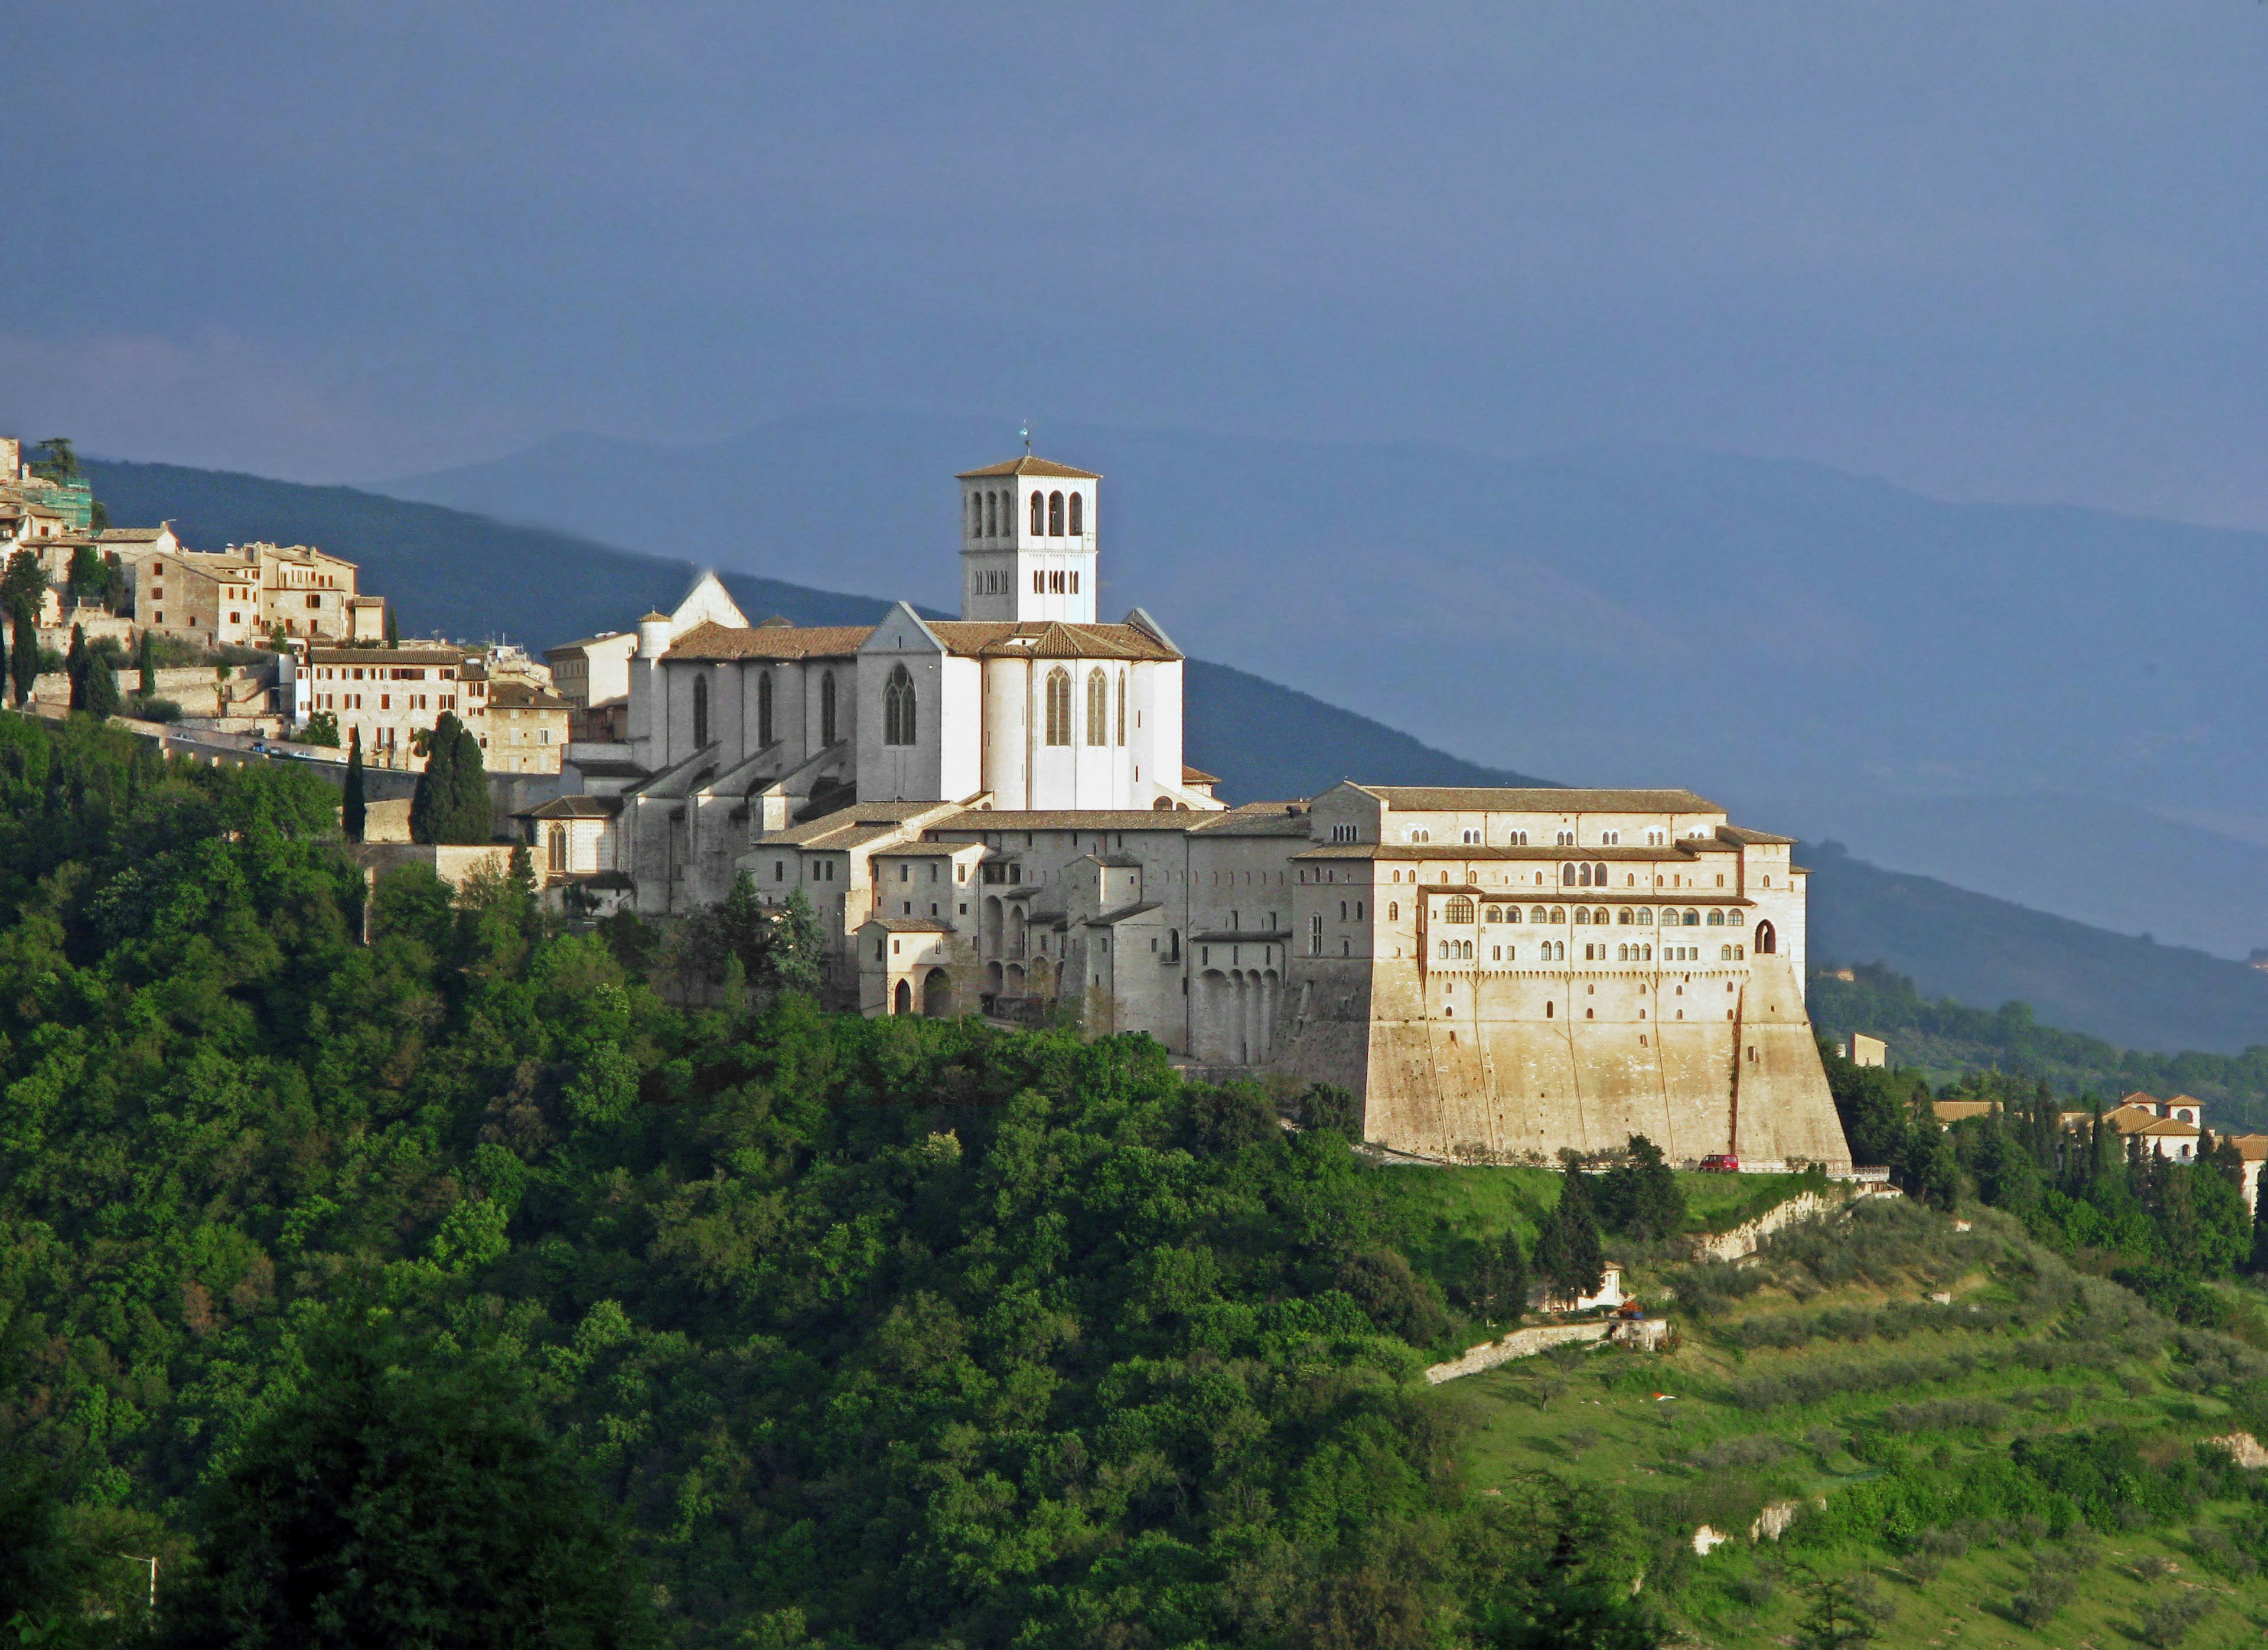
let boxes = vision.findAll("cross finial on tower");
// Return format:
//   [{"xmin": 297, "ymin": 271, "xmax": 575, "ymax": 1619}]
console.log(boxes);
[{"xmin": 1020, "ymin": 422, "xmax": 1031, "ymax": 454}]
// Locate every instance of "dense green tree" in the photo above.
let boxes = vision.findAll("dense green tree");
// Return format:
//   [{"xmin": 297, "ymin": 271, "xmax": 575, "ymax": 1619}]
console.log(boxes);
[
  {"xmin": 1534, "ymin": 1155, "xmax": 1605, "ymax": 1302},
  {"xmin": 384, "ymin": 606, "xmax": 399, "ymax": 647},
  {"xmin": 409, "ymin": 711, "xmax": 490, "ymax": 843},
  {"xmin": 30, "ymin": 436, "xmax": 78, "ymax": 481},
  {"xmin": 302, "ymin": 710, "xmax": 341, "ymax": 747},
  {"xmin": 64, "ymin": 623, "xmax": 87, "ymax": 710},
  {"xmin": 66, "ymin": 543, "xmax": 109, "ymax": 608},
  {"xmin": 164, "ymin": 1330, "xmax": 654, "ymax": 1650},
  {"xmin": 1596, "ymin": 1133, "xmax": 1685, "ymax": 1239},
  {"xmin": 343, "ymin": 728, "xmax": 367, "ymax": 842},
  {"xmin": 1468, "ymin": 1227, "xmax": 1529, "ymax": 1323},
  {"xmin": 82, "ymin": 644, "xmax": 120, "ymax": 719},
  {"xmin": 8, "ymin": 612, "xmax": 34, "ymax": 704},
  {"xmin": 135, "ymin": 624, "xmax": 156, "ymax": 695}
]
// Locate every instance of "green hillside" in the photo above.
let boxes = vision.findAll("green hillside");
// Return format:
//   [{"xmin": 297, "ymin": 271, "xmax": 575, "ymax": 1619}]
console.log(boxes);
[
  {"xmin": 1812, "ymin": 963, "xmax": 2268, "ymax": 1131},
  {"xmin": 8, "ymin": 712, "xmax": 2268, "ymax": 1646}
]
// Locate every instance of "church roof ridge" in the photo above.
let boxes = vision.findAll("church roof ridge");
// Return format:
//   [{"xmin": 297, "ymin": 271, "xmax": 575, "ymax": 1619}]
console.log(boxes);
[
  {"xmin": 955, "ymin": 455, "xmax": 1101, "ymax": 480},
  {"xmin": 667, "ymin": 619, "xmax": 875, "ymax": 660}
]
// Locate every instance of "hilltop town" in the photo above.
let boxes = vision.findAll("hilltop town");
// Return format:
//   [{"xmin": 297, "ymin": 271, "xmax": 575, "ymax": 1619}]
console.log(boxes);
[{"xmin": 24, "ymin": 432, "xmax": 2268, "ymax": 1209}]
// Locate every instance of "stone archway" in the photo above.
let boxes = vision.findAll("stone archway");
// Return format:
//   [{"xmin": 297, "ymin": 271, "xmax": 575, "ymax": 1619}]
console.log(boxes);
[
  {"xmin": 1754, "ymin": 920, "xmax": 1777, "ymax": 955},
  {"xmin": 924, "ymin": 969, "xmax": 953, "ymax": 1019},
  {"xmin": 894, "ymin": 979, "xmax": 912, "ymax": 1016}
]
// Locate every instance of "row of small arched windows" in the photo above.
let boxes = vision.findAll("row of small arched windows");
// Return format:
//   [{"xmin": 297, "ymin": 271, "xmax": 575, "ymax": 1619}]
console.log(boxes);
[
  {"xmin": 970, "ymin": 488, "xmax": 1085, "ymax": 539},
  {"xmin": 1429, "ymin": 940, "xmax": 1749, "ymax": 964},
  {"xmin": 1441, "ymin": 901, "xmax": 1745, "ymax": 927}
]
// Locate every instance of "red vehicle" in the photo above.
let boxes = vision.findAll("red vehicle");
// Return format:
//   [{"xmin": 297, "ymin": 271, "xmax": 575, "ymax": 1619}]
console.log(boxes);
[{"xmin": 1697, "ymin": 1153, "xmax": 1742, "ymax": 1173}]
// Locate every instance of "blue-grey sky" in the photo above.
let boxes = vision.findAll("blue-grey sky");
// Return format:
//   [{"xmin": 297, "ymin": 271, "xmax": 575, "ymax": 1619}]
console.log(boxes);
[{"xmin": 6, "ymin": 2, "xmax": 2267, "ymax": 524}]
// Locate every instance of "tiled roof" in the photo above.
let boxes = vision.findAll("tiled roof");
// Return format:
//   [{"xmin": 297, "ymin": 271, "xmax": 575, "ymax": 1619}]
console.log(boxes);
[
  {"xmin": 1191, "ymin": 928, "xmax": 1294, "ymax": 944},
  {"xmin": 1351, "ymin": 784, "xmax": 1722, "ymax": 814},
  {"xmin": 1294, "ymin": 841, "xmax": 1735, "ymax": 863},
  {"xmin": 1717, "ymin": 825, "xmax": 1797, "ymax": 846},
  {"xmin": 1192, "ymin": 803, "xmax": 1315, "ymax": 837},
  {"xmin": 522, "ymin": 795, "xmax": 623, "ymax": 819},
  {"xmin": 934, "ymin": 810, "xmax": 1217, "ymax": 833},
  {"xmin": 1182, "ymin": 764, "xmax": 1221, "ymax": 784},
  {"xmin": 2137, "ymin": 1116, "xmax": 2202, "ymax": 1137},
  {"xmin": 307, "ymin": 646, "xmax": 464, "ymax": 666},
  {"xmin": 490, "ymin": 681, "xmax": 573, "ymax": 710},
  {"xmin": 954, "ymin": 455, "xmax": 1101, "ymax": 480},
  {"xmin": 866, "ymin": 915, "xmax": 951, "ymax": 933},
  {"xmin": 926, "ymin": 621, "xmax": 1181, "ymax": 662},
  {"xmin": 99, "ymin": 526, "xmax": 170, "ymax": 543},
  {"xmin": 2225, "ymin": 1134, "xmax": 2268, "ymax": 1161},
  {"xmin": 667, "ymin": 621, "xmax": 874, "ymax": 661},
  {"xmin": 1094, "ymin": 900, "xmax": 1164, "ymax": 924}
]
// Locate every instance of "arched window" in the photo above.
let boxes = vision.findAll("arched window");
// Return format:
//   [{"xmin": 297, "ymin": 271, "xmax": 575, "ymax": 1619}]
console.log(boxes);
[
  {"xmin": 1048, "ymin": 491, "xmax": 1065, "ymax": 535},
  {"xmin": 757, "ymin": 670, "xmax": 774, "ymax": 748},
  {"xmin": 1445, "ymin": 896, "xmax": 1474, "ymax": 923},
  {"xmin": 1506, "ymin": 906, "xmax": 1522, "ymax": 923},
  {"xmin": 1030, "ymin": 491, "xmax": 1045, "ymax": 536},
  {"xmin": 820, "ymin": 671, "xmax": 838, "ymax": 746},
  {"xmin": 1045, "ymin": 667, "xmax": 1073, "ymax": 745},
  {"xmin": 884, "ymin": 664, "xmax": 917, "ymax": 745},
  {"xmin": 1594, "ymin": 863, "xmax": 1608, "ymax": 885},
  {"xmin": 548, "ymin": 824, "xmax": 567, "ymax": 872},
  {"xmin": 1755, "ymin": 921, "xmax": 1777, "ymax": 954},
  {"xmin": 1684, "ymin": 910, "xmax": 1700, "ymax": 927},
  {"xmin": 1069, "ymin": 491, "xmax": 1084, "ymax": 534},
  {"xmin": 1484, "ymin": 905, "xmax": 1501, "ymax": 923},
  {"xmin": 1389, "ymin": 902, "xmax": 1399, "ymax": 921},
  {"xmin": 1115, "ymin": 671, "xmax": 1126, "ymax": 745},
  {"xmin": 1728, "ymin": 909, "xmax": 1744, "ymax": 927},
  {"xmin": 1549, "ymin": 906, "xmax": 1565, "ymax": 924},
  {"xmin": 1708, "ymin": 909, "xmax": 1724, "ymax": 927},
  {"xmin": 1436, "ymin": 940, "xmax": 1449, "ymax": 960},
  {"xmin": 1530, "ymin": 906, "xmax": 1547, "ymax": 922},
  {"xmin": 1562, "ymin": 864, "xmax": 1577, "ymax": 885},
  {"xmin": 1573, "ymin": 908, "xmax": 1589, "ymax": 925},
  {"xmin": 970, "ymin": 495, "xmax": 983, "ymax": 537},
  {"xmin": 1637, "ymin": 908, "xmax": 1653, "ymax": 925},
  {"xmin": 1616, "ymin": 908, "xmax": 1632, "ymax": 925},
  {"xmin": 1086, "ymin": 667, "xmax": 1108, "ymax": 745},
  {"xmin": 692, "ymin": 674, "xmax": 710, "ymax": 749},
  {"xmin": 1577, "ymin": 863, "xmax": 1592, "ymax": 887}
]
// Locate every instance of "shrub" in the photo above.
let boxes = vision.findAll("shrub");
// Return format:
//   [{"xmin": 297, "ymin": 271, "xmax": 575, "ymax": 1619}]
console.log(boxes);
[
  {"xmin": 2134, "ymin": 1592, "xmax": 2215, "ymax": 1648},
  {"xmin": 138, "ymin": 697, "xmax": 182, "ymax": 723}
]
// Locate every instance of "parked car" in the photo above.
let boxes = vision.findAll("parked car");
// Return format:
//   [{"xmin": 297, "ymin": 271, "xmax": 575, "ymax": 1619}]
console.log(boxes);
[{"xmin": 1697, "ymin": 1153, "xmax": 1741, "ymax": 1172}]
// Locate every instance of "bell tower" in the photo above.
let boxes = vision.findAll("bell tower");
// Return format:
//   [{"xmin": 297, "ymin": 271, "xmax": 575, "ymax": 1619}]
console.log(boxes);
[{"xmin": 955, "ymin": 452, "xmax": 1101, "ymax": 623}]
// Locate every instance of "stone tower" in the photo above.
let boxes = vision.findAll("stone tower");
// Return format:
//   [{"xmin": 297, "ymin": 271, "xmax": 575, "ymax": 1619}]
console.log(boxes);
[{"xmin": 954, "ymin": 454, "xmax": 1101, "ymax": 624}]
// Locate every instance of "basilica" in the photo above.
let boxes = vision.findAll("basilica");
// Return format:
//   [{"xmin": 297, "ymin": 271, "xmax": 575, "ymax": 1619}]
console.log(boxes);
[{"xmin": 540, "ymin": 452, "xmax": 1855, "ymax": 1170}]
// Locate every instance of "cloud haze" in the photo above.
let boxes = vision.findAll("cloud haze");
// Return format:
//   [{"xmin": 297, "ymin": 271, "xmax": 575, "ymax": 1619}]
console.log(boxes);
[{"xmin": 4, "ymin": 2, "xmax": 2266, "ymax": 523}]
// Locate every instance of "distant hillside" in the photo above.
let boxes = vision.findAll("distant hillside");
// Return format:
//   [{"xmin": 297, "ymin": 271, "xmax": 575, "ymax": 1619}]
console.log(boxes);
[
  {"xmin": 1804, "ymin": 840, "xmax": 2268, "ymax": 1059},
  {"xmin": 84, "ymin": 458, "xmax": 1540, "ymax": 804}
]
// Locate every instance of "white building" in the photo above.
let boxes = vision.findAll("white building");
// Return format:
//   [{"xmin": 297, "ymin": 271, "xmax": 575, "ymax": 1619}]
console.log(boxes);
[{"xmin": 539, "ymin": 451, "xmax": 1854, "ymax": 1169}]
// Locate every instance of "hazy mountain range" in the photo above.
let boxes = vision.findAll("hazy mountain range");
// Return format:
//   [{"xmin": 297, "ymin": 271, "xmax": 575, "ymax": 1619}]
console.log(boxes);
[
  {"xmin": 380, "ymin": 409, "xmax": 2268, "ymax": 963},
  {"xmin": 82, "ymin": 454, "xmax": 2268, "ymax": 1058}
]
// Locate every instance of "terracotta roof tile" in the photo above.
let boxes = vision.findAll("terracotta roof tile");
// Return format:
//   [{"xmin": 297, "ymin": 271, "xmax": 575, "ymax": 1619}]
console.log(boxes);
[
  {"xmin": 1351, "ymin": 784, "xmax": 1723, "ymax": 814},
  {"xmin": 667, "ymin": 621, "xmax": 874, "ymax": 661},
  {"xmin": 954, "ymin": 455, "xmax": 1101, "ymax": 480}
]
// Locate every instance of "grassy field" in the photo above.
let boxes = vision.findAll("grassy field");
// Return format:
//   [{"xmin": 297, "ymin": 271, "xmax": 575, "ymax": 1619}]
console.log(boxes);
[
  {"xmin": 1423, "ymin": 1191, "xmax": 2268, "ymax": 1647},
  {"xmin": 1379, "ymin": 1165, "xmax": 1822, "ymax": 1245}
]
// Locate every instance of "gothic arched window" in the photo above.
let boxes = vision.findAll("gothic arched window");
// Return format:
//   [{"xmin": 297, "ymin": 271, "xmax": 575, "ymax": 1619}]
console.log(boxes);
[
  {"xmin": 1045, "ymin": 667, "xmax": 1072, "ymax": 745},
  {"xmin": 820, "ymin": 671, "xmax": 838, "ymax": 746},
  {"xmin": 884, "ymin": 664, "xmax": 917, "ymax": 746},
  {"xmin": 1030, "ymin": 491, "xmax": 1044, "ymax": 536},
  {"xmin": 985, "ymin": 492, "xmax": 997, "ymax": 537},
  {"xmin": 692, "ymin": 674, "xmax": 710, "ymax": 749},
  {"xmin": 1048, "ymin": 491, "xmax": 1065, "ymax": 536},
  {"xmin": 757, "ymin": 670, "xmax": 774, "ymax": 748},
  {"xmin": 548, "ymin": 824, "xmax": 567, "ymax": 872},
  {"xmin": 1562, "ymin": 864, "xmax": 1577, "ymax": 885},
  {"xmin": 1445, "ymin": 896, "xmax": 1474, "ymax": 923},
  {"xmin": 1069, "ymin": 491, "xmax": 1084, "ymax": 534},
  {"xmin": 970, "ymin": 495, "xmax": 983, "ymax": 538},
  {"xmin": 1086, "ymin": 667, "xmax": 1108, "ymax": 745}
]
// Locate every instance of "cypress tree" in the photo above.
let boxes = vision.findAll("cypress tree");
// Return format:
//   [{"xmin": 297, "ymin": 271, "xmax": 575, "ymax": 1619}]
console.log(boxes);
[
  {"xmin": 8, "ymin": 614, "xmax": 34, "ymax": 706},
  {"xmin": 136, "ymin": 626, "xmax": 155, "ymax": 699},
  {"xmin": 446, "ymin": 716, "xmax": 491, "ymax": 841},
  {"xmin": 384, "ymin": 607, "xmax": 399, "ymax": 647},
  {"xmin": 409, "ymin": 718, "xmax": 453, "ymax": 844},
  {"xmin": 84, "ymin": 647, "xmax": 119, "ymax": 719},
  {"xmin": 1535, "ymin": 1156, "xmax": 1605, "ymax": 1304},
  {"xmin": 65, "ymin": 625, "xmax": 87, "ymax": 711},
  {"xmin": 343, "ymin": 728, "xmax": 366, "ymax": 843},
  {"xmin": 0, "ymin": 609, "xmax": 8, "ymax": 702},
  {"xmin": 2249, "ymin": 1182, "xmax": 2268, "ymax": 1277},
  {"xmin": 410, "ymin": 713, "xmax": 491, "ymax": 844}
]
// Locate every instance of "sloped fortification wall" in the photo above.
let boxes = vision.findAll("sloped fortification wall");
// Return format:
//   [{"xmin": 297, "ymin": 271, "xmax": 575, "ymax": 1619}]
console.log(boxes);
[{"xmin": 1273, "ymin": 953, "xmax": 1852, "ymax": 1170}]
